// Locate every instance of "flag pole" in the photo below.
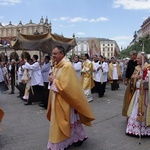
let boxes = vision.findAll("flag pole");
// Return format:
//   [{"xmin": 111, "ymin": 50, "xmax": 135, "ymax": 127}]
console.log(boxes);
[
  {"xmin": 139, "ymin": 42, "xmax": 145, "ymax": 145},
  {"xmin": 71, "ymin": 33, "xmax": 75, "ymax": 62}
]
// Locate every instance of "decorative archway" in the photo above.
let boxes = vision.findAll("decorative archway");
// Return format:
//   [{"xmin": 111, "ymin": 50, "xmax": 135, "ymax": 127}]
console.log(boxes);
[
  {"xmin": 0, "ymin": 52, "xmax": 5, "ymax": 62},
  {"xmin": 9, "ymin": 52, "xmax": 19, "ymax": 61},
  {"xmin": 20, "ymin": 51, "xmax": 31, "ymax": 60}
]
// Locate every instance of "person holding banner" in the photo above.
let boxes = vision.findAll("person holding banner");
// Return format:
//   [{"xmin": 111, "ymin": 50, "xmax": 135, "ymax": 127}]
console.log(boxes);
[{"xmin": 126, "ymin": 52, "xmax": 150, "ymax": 137}]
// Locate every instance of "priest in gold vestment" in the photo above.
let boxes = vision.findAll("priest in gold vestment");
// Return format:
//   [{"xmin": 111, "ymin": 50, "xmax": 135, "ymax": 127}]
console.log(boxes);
[
  {"xmin": 108, "ymin": 57, "xmax": 122, "ymax": 91},
  {"xmin": 47, "ymin": 46, "xmax": 95, "ymax": 150},
  {"xmin": 81, "ymin": 53, "xmax": 94, "ymax": 102}
]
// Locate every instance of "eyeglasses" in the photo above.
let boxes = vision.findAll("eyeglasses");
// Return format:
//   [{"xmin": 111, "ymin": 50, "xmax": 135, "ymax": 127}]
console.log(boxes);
[{"xmin": 52, "ymin": 52, "xmax": 63, "ymax": 55}]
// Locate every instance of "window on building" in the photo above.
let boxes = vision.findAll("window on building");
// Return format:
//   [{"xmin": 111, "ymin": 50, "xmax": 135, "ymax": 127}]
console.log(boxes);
[{"xmin": 81, "ymin": 44, "xmax": 84, "ymax": 50}]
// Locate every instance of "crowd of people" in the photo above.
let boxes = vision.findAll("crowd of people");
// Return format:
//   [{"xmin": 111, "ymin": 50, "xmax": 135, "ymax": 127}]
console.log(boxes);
[
  {"xmin": 0, "ymin": 54, "xmax": 51, "ymax": 109},
  {"xmin": 0, "ymin": 47, "xmax": 150, "ymax": 149},
  {"xmin": 0, "ymin": 50, "xmax": 126, "ymax": 106},
  {"xmin": 73, "ymin": 53, "xmax": 124, "ymax": 102}
]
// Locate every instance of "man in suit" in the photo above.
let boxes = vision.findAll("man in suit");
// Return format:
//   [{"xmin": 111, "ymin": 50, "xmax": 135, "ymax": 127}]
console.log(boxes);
[
  {"xmin": 8, "ymin": 59, "xmax": 16, "ymax": 94},
  {"xmin": 124, "ymin": 50, "xmax": 137, "ymax": 85}
]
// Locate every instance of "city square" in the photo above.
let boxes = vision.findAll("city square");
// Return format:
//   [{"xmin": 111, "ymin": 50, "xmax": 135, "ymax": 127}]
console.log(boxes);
[
  {"xmin": 0, "ymin": 1, "xmax": 150, "ymax": 150},
  {"xmin": 0, "ymin": 83, "xmax": 150, "ymax": 150}
]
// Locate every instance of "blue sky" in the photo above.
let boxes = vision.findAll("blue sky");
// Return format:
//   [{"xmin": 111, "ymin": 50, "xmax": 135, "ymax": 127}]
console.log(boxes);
[{"xmin": 0, "ymin": 0, "xmax": 150, "ymax": 49}]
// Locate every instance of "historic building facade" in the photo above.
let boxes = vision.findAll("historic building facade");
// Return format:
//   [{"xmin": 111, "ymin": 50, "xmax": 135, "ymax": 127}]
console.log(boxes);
[
  {"xmin": 141, "ymin": 16, "xmax": 150, "ymax": 37},
  {"xmin": 129, "ymin": 16, "xmax": 150, "ymax": 52},
  {"xmin": 0, "ymin": 16, "xmax": 51, "ymax": 61},
  {"xmin": 68, "ymin": 37, "xmax": 120, "ymax": 59},
  {"xmin": 0, "ymin": 17, "xmax": 120, "ymax": 61}
]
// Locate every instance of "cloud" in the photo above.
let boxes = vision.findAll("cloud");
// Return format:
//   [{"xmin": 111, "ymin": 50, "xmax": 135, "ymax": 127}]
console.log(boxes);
[
  {"xmin": 76, "ymin": 32, "xmax": 85, "ymax": 36},
  {"xmin": 0, "ymin": 0, "xmax": 22, "ymax": 6},
  {"xmin": 0, "ymin": 16, "xmax": 4, "ymax": 19},
  {"xmin": 53, "ymin": 18, "xmax": 59, "ymax": 21},
  {"xmin": 113, "ymin": 0, "xmax": 150, "ymax": 10},
  {"xmin": 59, "ymin": 24, "xmax": 65, "ymax": 28},
  {"xmin": 60, "ymin": 17, "xmax": 69, "ymax": 21},
  {"xmin": 53, "ymin": 17, "xmax": 70, "ymax": 21},
  {"xmin": 53, "ymin": 16, "xmax": 109, "ymax": 23},
  {"xmin": 89, "ymin": 17, "xmax": 109, "ymax": 22},
  {"xmin": 58, "ymin": 24, "xmax": 75, "ymax": 28},
  {"xmin": 69, "ymin": 17, "xmax": 88, "ymax": 23},
  {"xmin": 117, "ymin": 41, "xmax": 128, "ymax": 48},
  {"xmin": 111, "ymin": 35, "xmax": 132, "ymax": 41},
  {"xmin": 70, "ymin": 17, "xmax": 108, "ymax": 23},
  {"xmin": 142, "ymin": 16, "xmax": 149, "ymax": 20},
  {"xmin": 111, "ymin": 35, "xmax": 133, "ymax": 48}
]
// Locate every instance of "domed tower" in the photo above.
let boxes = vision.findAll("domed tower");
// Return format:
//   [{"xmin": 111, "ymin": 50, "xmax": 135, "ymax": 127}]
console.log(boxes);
[
  {"xmin": 40, "ymin": 16, "xmax": 44, "ymax": 24},
  {"xmin": 45, "ymin": 16, "xmax": 48, "ymax": 24},
  {"xmin": 48, "ymin": 21, "xmax": 52, "ymax": 33}
]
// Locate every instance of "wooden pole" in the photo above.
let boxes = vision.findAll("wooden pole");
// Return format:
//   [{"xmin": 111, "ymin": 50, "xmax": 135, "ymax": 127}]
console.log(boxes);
[{"xmin": 71, "ymin": 33, "xmax": 75, "ymax": 62}]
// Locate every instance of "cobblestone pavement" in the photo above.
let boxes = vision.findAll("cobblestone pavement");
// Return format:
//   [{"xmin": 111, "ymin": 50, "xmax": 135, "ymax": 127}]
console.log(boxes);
[{"xmin": 0, "ymin": 83, "xmax": 150, "ymax": 150}]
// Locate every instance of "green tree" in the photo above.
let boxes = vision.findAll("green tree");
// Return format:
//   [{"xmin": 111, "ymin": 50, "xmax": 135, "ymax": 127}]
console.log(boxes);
[{"xmin": 120, "ymin": 34, "xmax": 150, "ymax": 58}]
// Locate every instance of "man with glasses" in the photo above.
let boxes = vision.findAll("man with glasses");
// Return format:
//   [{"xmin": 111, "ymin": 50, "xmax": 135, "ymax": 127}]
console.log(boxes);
[{"xmin": 47, "ymin": 45, "xmax": 95, "ymax": 150}]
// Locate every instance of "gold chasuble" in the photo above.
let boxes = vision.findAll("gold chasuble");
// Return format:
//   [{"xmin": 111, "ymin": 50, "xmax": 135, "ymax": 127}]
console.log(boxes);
[
  {"xmin": 46, "ymin": 57, "xmax": 95, "ymax": 143},
  {"xmin": 81, "ymin": 60, "xmax": 94, "ymax": 90},
  {"xmin": 122, "ymin": 66, "xmax": 140, "ymax": 117},
  {"xmin": 108, "ymin": 62, "xmax": 122, "ymax": 82}
]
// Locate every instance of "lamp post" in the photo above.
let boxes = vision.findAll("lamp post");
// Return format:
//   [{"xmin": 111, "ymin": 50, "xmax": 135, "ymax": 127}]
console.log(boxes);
[{"xmin": 71, "ymin": 33, "xmax": 75, "ymax": 61}]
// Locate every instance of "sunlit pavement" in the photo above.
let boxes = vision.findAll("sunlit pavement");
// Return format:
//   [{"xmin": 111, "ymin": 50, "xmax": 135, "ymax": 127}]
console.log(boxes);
[{"xmin": 0, "ymin": 83, "xmax": 150, "ymax": 150}]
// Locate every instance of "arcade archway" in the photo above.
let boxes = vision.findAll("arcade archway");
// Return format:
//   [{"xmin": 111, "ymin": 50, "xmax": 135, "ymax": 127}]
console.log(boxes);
[{"xmin": 9, "ymin": 52, "xmax": 19, "ymax": 61}]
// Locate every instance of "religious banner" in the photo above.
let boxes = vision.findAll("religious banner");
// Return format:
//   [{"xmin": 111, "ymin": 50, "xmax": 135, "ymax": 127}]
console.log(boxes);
[{"xmin": 88, "ymin": 38, "xmax": 100, "ymax": 57}]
